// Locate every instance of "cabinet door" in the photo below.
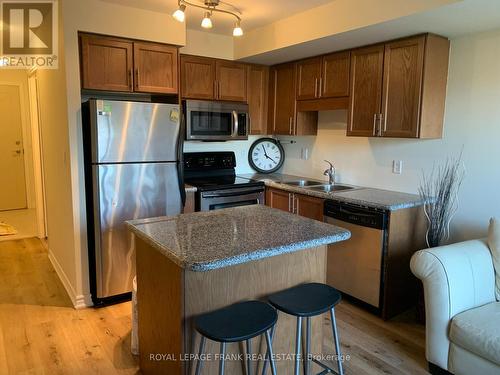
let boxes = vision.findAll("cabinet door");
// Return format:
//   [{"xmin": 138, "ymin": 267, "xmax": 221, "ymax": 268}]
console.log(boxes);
[
  {"xmin": 381, "ymin": 36, "xmax": 425, "ymax": 138},
  {"xmin": 269, "ymin": 63, "xmax": 296, "ymax": 135},
  {"xmin": 295, "ymin": 194, "xmax": 324, "ymax": 221},
  {"xmin": 181, "ymin": 55, "xmax": 216, "ymax": 100},
  {"xmin": 265, "ymin": 188, "xmax": 291, "ymax": 213},
  {"xmin": 296, "ymin": 57, "xmax": 322, "ymax": 100},
  {"xmin": 133, "ymin": 42, "xmax": 178, "ymax": 94},
  {"xmin": 347, "ymin": 45, "xmax": 384, "ymax": 136},
  {"xmin": 216, "ymin": 61, "xmax": 247, "ymax": 102},
  {"xmin": 80, "ymin": 34, "xmax": 133, "ymax": 92},
  {"xmin": 247, "ymin": 65, "xmax": 269, "ymax": 135},
  {"xmin": 321, "ymin": 51, "xmax": 350, "ymax": 98}
]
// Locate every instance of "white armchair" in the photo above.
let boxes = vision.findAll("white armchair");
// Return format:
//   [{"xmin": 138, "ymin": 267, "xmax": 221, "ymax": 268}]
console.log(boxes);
[{"xmin": 410, "ymin": 239, "xmax": 500, "ymax": 375}]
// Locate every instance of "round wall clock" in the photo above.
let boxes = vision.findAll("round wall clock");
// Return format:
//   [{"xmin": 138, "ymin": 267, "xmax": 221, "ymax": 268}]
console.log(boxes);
[{"xmin": 248, "ymin": 138, "xmax": 285, "ymax": 174}]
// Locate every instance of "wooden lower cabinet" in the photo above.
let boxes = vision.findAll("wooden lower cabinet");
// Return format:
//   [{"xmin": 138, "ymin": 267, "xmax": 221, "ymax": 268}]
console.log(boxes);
[
  {"xmin": 295, "ymin": 194, "xmax": 324, "ymax": 221},
  {"xmin": 266, "ymin": 187, "xmax": 324, "ymax": 221},
  {"xmin": 265, "ymin": 188, "xmax": 291, "ymax": 213}
]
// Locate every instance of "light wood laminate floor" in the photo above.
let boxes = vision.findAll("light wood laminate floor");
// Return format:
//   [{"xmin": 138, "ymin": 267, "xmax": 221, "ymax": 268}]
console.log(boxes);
[{"xmin": 0, "ymin": 238, "xmax": 429, "ymax": 374}]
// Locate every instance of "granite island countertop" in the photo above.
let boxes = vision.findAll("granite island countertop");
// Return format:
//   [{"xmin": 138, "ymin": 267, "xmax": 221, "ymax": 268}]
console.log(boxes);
[
  {"xmin": 241, "ymin": 173, "xmax": 426, "ymax": 211},
  {"xmin": 126, "ymin": 205, "xmax": 351, "ymax": 272}
]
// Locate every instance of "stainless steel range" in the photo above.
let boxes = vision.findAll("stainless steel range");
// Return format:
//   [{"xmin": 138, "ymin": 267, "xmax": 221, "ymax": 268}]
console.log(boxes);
[{"xmin": 184, "ymin": 152, "xmax": 265, "ymax": 211}]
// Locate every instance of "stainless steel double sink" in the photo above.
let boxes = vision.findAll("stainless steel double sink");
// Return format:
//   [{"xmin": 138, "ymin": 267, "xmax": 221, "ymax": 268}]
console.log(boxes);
[{"xmin": 280, "ymin": 180, "xmax": 356, "ymax": 193}]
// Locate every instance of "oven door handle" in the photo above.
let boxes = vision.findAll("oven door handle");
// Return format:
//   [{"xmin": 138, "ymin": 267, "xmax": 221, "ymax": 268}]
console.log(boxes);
[
  {"xmin": 202, "ymin": 187, "xmax": 264, "ymax": 198},
  {"xmin": 232, "ymin": 110, "xmax": 239, "ymax": 137}
]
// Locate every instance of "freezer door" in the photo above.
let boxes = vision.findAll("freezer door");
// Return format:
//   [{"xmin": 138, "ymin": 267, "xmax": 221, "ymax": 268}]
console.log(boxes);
[
  {"xmin": 91, "ymin": 100, "xmax": 181, "ymax": 163},
  {"xmin": 92, "ymin": 162, "xmax": 182, "ymax": 299}
]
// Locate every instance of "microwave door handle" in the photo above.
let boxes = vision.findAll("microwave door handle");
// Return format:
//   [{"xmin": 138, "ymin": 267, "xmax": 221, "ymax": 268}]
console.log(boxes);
[{"xmin": 232, "ymin": 110, "xmax": 238, "ymax": 136}]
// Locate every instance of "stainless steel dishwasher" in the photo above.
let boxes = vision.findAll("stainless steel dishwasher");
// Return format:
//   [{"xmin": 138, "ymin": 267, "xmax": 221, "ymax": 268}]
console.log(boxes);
[{"xmin": 324, "ymin": 200, "xmax": 388, "ymax": 308}]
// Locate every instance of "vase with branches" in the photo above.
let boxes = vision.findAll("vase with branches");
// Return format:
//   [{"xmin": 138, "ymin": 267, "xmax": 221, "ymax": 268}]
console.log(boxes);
[{"xmin": 418, "ymin": 153, "xmax": 465, "ymax": 248}]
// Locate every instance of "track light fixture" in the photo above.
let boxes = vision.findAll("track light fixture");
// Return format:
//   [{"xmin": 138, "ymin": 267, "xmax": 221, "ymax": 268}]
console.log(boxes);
[{"xmin": 172, "ymin": 0, "xmax": 243, "ymax": 36}]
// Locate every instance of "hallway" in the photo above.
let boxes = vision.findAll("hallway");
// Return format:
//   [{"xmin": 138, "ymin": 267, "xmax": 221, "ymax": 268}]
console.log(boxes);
[{"xmin": 0, "ymin": 238, "xmax": 139, "ymax": 374}]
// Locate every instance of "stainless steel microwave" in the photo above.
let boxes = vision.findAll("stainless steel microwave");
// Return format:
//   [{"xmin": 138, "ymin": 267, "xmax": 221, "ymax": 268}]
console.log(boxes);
[{"xmin": 184, "ymin": 100, "xmax": 249, "ymax": 141}]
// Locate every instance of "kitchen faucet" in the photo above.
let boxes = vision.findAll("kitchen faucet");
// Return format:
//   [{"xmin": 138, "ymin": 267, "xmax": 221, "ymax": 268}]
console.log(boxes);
[{"xmin": 323, "ymin": 160, "xmax": 336, "ymax": 185}]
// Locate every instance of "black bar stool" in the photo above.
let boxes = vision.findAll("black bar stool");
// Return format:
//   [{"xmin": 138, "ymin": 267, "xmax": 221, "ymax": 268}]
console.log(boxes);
[
  {"xmin": 265, "ymin": 283, "xmax": 344, "ymax": 375},
  {"xmin": 194, "ymin": 300, "xmax": 278, "ymax": 375}
]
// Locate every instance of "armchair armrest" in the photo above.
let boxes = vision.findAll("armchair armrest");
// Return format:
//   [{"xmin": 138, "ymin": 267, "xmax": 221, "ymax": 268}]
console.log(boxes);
[{"xmin": 410, "ymin": 239, "xmax": 496, "ymax": 370}]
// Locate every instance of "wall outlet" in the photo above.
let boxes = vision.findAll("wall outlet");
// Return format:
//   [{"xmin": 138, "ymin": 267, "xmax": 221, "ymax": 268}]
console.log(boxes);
[
  {"xmin": 301, "ymin": 148, "xmax": 309, "ymax": 160},
  {"xmin": 393, "ymin": 160, "xmax": 403, "ymax": 174}
]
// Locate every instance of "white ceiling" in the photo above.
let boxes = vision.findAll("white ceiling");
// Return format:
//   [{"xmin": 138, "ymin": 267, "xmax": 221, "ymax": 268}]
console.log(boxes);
[
  {"xmin": 100, "ymin": 0, "xmax": 335, "ymax": 34},
  {"xmin": 239, "ymin": 0, "xmax": 500, "ymax": 65}
]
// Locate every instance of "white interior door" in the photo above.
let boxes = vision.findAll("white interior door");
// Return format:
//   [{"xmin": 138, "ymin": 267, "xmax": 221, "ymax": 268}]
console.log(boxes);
[{"xmin": 0, "ymin": 84, "xmax": 28, "ymax": 211}]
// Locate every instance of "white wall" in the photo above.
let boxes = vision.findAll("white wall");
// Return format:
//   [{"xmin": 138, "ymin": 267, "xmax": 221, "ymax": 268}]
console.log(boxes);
[
  {"xmin": 280, "ymin": 28, "xmax": 500, "ymax": 242},
  {"xmin": 181, "ymin": 29, "xmax": 234, "ymax": 59}
]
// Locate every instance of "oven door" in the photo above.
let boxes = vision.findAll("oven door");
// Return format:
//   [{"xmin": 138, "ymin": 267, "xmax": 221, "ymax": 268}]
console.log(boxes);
[
  {"xmin": 185, "ymin": 100, "xmax": 248, "ymax": 141},
  {"xmin": 199, "ymin": 186, "xmax": 264, "ymax": 211}
]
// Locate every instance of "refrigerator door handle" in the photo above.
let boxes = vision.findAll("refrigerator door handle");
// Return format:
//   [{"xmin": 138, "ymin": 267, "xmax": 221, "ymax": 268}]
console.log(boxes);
[{"xmin": 177, "ymin": 112, "xmax": 186, "ymax": 206}]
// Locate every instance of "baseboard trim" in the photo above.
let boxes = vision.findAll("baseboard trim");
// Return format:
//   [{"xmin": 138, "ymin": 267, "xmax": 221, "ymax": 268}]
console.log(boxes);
[{"xmin": 47, "ymin": 249, "xmax": 93, "ymax": 309}]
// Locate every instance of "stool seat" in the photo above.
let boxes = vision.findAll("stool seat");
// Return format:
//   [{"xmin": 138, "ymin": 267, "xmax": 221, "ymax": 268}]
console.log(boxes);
[
  {"xmin": 268, "ymin": 283, "xmax": 341, "ymax": 317},
  {"xmin": 195, "ymin": 301, "xmax": 277, "ymax": 343}
]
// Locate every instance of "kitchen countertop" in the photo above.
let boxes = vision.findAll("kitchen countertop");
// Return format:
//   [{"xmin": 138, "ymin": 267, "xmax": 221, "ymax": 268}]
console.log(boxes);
[
  {"xmin": 241, "ymin": 173, "xmax": 426, "ymax": 211},
  {"xmin": 126, "ymin": 205, "xmax": 350, "ymax": 272}
]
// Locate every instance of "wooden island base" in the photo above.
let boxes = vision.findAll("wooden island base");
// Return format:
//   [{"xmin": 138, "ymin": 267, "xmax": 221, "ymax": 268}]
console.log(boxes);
[{"xmin": 136, "ymin": 238, "xmax": 328, "ymax": 375}]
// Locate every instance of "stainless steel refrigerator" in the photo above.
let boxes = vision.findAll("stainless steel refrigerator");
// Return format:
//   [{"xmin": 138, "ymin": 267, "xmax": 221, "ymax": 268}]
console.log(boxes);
[{"xmin": 83, "ymin": 99, "xmax": 184, "ymax": 305}]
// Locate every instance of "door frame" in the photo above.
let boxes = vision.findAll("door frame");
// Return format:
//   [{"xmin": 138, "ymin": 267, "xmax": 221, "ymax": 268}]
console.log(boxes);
[{"xmin": 27, "ymin": 68, "xmax": 48, "ymax": 239}]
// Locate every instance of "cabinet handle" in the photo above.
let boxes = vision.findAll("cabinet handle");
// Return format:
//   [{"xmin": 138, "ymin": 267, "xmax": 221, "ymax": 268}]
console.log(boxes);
[
  {"xmin": 214, "ymin": 81, "xmax": 217, "ymax": 98},
  {"xmin": 289, "ymin": 117, "xmax": 293, "ymax": 135},
  {"xmin": 379, "ymin": 113, "xmax": 385, "ymax": 136},
  {"xmin": 319, "ymin": 77, "xmax": 323, "ymax": 98},
  {"xmin": 314, "ymin": 78, "xmax": 318, "ymax": 98},
  {"xmin": 373, "ymin": 114, "xmax": 378, "ymax": 136},
  {"xmin": 135, "ymin": 68, "xmax": 140, "ymax": 89},
  {"xmin": 218, "ymin": 81, "xmax": 221, "ymax": 99},
  {"xmin": 288, "ymin": 193, "xmax": 292, "ymax": 212},
  {"xmin": 293, "ymin": 195, "xmax": 297, "ymax": 214},
  {"xmin": 128, "ymin": 69, "xmax": 132, "ymax": 90}
]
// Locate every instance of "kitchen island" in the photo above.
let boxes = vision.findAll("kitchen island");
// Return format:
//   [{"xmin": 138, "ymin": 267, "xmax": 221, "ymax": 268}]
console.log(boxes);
[{"xmin": 127, "ymin": 205, "xmax": 350, "ymax": 375}]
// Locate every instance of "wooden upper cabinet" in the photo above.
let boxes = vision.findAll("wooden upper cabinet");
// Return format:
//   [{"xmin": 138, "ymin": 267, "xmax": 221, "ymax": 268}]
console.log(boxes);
[
  {"xmin": 181, "ymin": 55, "xmax": 216, "ymax": 100},
  {"xmin": 295, "ymin": 194, "xmax": 324, "ymax": 221},
  {"xmin": 347, "ymin": 45, "xmax": 385, "ymax": 136},
  {"xmin": 348, "ymin": 34, "xmax": 449, "ymax": 139},
  {"xmin": 380, "ymin": 37, "xmax": 425, "ymax": 138},
  {"xmin": 247, "ymin": 65, "xmax": 269, "ymax": 135},
  {"xmin": 296, "ymin": 57, "xmax": 322, "ymax": 100},
  {"xmin": 216, "ymin": 61, "xmax": 247, "ymax": 102},
  {"xmin": 269, "ymin": 63, "xmax": 296, "ymax": 135},
  {"xmin": 321, "ymin": 51, "xmax": 350, "ymax": 98},
  {"xmin": 133, "ymin": 42, "xmax": 178, "ymax": 94},
  {"xmin": 80, "ymin": 34, "xmax": 133, "ymax": 92}
]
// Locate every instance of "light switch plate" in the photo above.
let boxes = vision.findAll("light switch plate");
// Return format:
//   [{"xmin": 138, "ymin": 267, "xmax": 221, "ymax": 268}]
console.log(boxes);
[{"xmin": 393, "ymin": 160, "xmax": 403, "ymax": 174}]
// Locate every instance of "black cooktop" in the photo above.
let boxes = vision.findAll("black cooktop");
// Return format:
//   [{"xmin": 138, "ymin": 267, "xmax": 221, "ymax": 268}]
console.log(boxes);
[{"xmin": 184, "ymin": 152, "xmax": 264, "ymax": 192}]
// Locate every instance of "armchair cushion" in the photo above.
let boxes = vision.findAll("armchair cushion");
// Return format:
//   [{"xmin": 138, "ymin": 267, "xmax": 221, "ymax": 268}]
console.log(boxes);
[
  {"xmin": 488, "ymin": 218, "xmax": 500, "ymax": 301},
  {"xmin": 449, "ymin": 302, "xmax": 500, "ymax": 366}
]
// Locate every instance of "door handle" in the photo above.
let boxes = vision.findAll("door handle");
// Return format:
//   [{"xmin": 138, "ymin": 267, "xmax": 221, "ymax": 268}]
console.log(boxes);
[
  {"xmin": 232, "ymin": 110, "xmax": 239, "ymax": 136},
  {"xmin": 379, "ymin": 113, "xmax": 385, "ymax": 136}
]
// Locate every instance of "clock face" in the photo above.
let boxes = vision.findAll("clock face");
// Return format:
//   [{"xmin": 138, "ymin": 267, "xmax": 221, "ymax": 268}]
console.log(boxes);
[{"xmin": 248, "ymin": 138, "xmax": 285, "ymax": 174}]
